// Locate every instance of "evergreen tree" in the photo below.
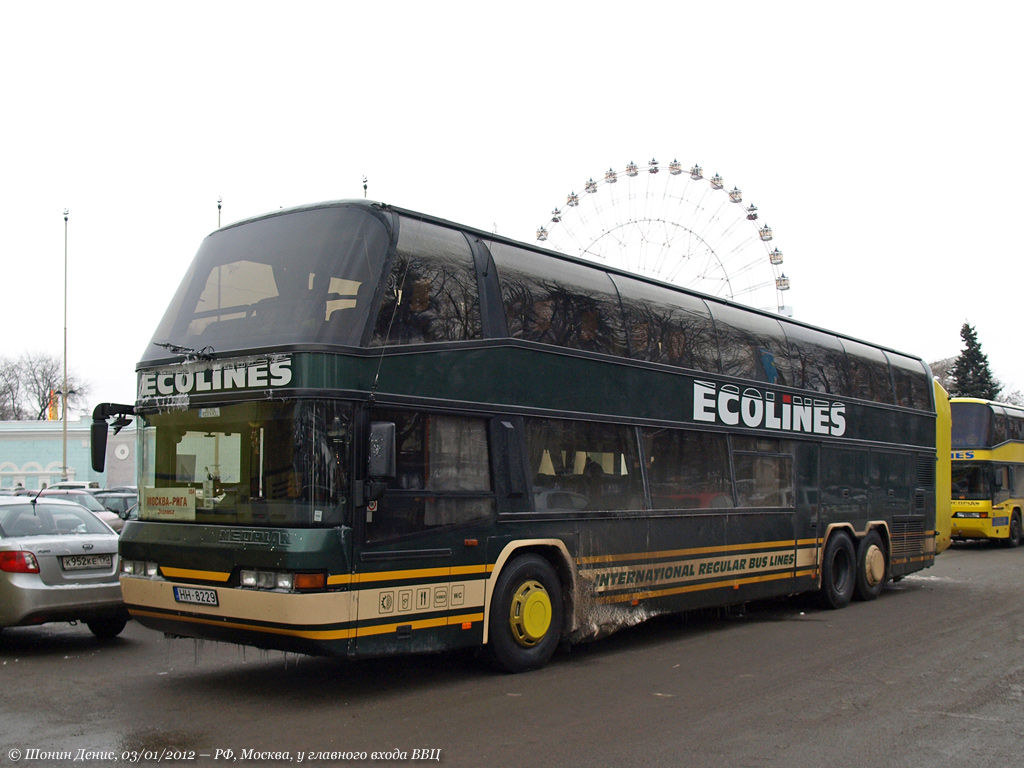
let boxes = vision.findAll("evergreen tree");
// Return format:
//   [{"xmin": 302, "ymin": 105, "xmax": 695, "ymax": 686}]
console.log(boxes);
[{"xmin": 949, "ymin": 322, "xmax": 1003, "ymax": 400}]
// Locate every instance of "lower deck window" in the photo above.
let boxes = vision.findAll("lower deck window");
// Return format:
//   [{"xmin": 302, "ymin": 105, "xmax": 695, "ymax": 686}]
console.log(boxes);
[
  {"xmin": 733, "ymin": 453, "xmax": 794, "ymax": 508},
  {"xmin": 367, "ymin": 411, "xmax": 494, "ymax": 542},
  {"xmin": 525, "ymin": 419, "xmax": 644, "ymax": 511},
  {"xmin": 644, "ymin": 428, "xmax": 733, "ymax": 509},
  {"xmin": 732, "ymin": 436, "xmax": 794, "ymax": 509}
]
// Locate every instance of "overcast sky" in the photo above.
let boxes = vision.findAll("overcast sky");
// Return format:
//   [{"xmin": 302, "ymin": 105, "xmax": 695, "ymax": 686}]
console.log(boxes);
[{"xmin": 2, "ymin": 1, "xmax": 1020, "ymax": 415}]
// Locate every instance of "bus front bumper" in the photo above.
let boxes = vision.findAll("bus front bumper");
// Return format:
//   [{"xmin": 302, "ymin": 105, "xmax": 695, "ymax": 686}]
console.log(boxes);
[{"xmin": 950, "ymin": 514, "xmax": 1009, "ymax": 541}]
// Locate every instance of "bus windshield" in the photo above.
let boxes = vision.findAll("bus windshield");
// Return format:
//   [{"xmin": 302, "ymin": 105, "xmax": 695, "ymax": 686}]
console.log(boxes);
[
  {"xmin": 142, "ymin": 205, "xmax": 390, "ymax": 361},
  {"xmin": 951, "ymin": 402, "xmax": 992, "ymax": 448},
  {"xmin": 139, "ymin": 400, "xmax": 353, "ymax": 527},
  {"xmin": 951, "ymin": 461, "xmax": 991, "ymax": 500}
]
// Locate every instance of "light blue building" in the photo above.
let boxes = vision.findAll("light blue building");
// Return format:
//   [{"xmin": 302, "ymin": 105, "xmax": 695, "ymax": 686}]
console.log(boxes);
[{"xmin": 0, "ymin": 419, "xmax": 137, "ymax": 490}]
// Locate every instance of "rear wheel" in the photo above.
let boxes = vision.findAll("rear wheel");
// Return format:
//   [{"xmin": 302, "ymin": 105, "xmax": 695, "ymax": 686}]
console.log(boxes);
[
  {"xmin": 819, "ymin": 531, "xmax": 856, "ymax": 609},
  {"xmin": 487, "ymin": 554, "xmax": 563, "ymax": 673},
  {"xmin": 854, "ymin": 529, "xmax": 888, "ymax": 601},
  {"xmin": 86, "ymin": 615, "xmax": 127, "ymax": 639}
]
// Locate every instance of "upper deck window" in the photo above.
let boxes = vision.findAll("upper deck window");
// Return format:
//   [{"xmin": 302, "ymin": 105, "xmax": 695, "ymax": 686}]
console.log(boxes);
[
  {"xmin": 611, "ymin": 275, "xmax": 719, "ymax": 372},
  {"xmin": 143, "ymin": 206, "xmax": 389, "ymax": 360},
  {"xmin": 841, "ymin": 339, "xmax": 894, "ymax": 404},
  {"xmin": 708, "ymin": 303, "xmax": 793, "ymax": 385},
  {"xmin": 489, "ymin": 243, "xmax": 627, "ymax": 357},
  {"xmin": 886, "ymin": 352, "xmax": 932, "ymax": 411},
  {"xmin": 781, "ymin": 322, "xmax": 848, "ymax": 395},
  {"xmin": 371, "ymin": 218, "xmax": 481, "ymax": 346}
]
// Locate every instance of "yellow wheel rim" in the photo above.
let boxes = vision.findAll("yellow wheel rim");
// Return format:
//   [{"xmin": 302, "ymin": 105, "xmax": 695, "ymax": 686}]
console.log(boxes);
[
  {"xmin": 864, "ymin": 544, "xmax": 886, "ymax": 587},
  {"xmin": 509, "ymin": 579, "xmax": 552, "ymax": 648}
]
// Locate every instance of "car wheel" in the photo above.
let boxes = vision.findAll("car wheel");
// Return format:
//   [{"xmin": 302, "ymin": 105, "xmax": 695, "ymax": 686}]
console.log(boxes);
[{"xmin": 87, "ymin": 616, "xmax": 127, "ymax": 639}]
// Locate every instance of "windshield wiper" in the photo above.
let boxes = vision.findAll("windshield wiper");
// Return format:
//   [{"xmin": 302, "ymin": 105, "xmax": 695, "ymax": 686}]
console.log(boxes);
[{"xmin": 154, "ymin": 342, "xmax": 215, "ymax": 361}]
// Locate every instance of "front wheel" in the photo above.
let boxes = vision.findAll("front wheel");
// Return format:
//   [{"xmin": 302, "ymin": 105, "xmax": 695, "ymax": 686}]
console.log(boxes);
[
  {"xmin": 487, "ymin": 554, "xmax": 563, "ymax": 673},
  {"xmin": 854, "ymin": 529, "xmax": 888, "ymax": 601},
  {"xmin": 818, "ymin": 531, "xmax": 856, "ymax": 609},
  {"xmin": 1002, "ymin": 511, "xmax": 1022, "ymax": 548}
]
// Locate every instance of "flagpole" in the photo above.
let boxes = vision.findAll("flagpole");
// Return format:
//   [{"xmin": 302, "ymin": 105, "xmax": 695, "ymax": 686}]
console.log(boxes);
[{"xmin": 62, "ymin": 208, "xmax": 69, "ymax": 480}]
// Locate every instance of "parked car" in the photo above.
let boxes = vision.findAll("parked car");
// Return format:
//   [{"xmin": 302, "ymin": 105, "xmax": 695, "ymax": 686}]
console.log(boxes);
[
  {"xmin": 92, "ymin": 490, "xmax": 139, "ymax": 518},
  {"xmin": 46, "ymin": 481, "xmax": 101, "ymax": 491},
  {"xmin": 38, "ymin": 489, "xmax": 124, "ymax": 533},
  {"xmin": 0, "ymin": 497, "xmax": 128, "ymax": 638}
]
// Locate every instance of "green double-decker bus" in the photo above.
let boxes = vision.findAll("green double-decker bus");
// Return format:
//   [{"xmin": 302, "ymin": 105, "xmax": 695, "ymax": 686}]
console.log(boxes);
[{"xmin": 93, "ymin": 200, "xmax": 949, "ymax": 672}]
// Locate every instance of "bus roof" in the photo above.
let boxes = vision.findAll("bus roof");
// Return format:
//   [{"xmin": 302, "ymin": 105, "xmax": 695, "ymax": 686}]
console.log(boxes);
[{"xmin": 214, "ymin": 199, "xmax": 928, "ymax": 365}]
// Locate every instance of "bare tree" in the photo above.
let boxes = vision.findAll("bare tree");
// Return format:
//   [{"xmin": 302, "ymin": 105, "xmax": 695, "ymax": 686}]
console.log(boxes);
[
  {"xmin": 1000, "ymin": 389, "xmax": 1024, "ymax": 407},
  {"xmin": 929, "ymin": 357, "xmax": 955, "ymax": 392},
  {"xmin": 0, "ymin": 356, "xmax": 24, "ymax": 420},
  {"xmin": 0, "ymin": 352, "xmax": 90, "ymax": 420}
]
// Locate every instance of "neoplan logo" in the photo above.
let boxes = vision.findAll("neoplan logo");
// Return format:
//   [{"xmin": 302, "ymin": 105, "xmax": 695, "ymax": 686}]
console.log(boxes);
[{"xmin": 693, "ymin": 380, "xmax": 847, "ymax": 437}]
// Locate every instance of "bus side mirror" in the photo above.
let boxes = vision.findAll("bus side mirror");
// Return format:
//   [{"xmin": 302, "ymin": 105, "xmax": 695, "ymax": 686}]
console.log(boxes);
[
  {"xmin": 90, "ymin": 403, "xmax": 136, "ymax": 473},
  {"xmin": 368, "ymin": 422, "xmax": 396, "ymax": 479},
  {"xmin": 91, "ymin": 419, "xmax": 109, "ymax": 472},
  {"xmin": 364, "ymin": 422, "xmax": 396, "ymax": 504}
]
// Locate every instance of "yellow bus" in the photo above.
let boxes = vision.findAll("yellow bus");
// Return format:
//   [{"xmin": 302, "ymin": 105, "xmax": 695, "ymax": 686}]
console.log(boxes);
[{"xmin": 950, "ymin": 398, "xmax": 1024, "ymax": 546}]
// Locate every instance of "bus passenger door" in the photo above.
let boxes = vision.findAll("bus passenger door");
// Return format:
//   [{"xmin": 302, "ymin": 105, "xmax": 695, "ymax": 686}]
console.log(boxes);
[{"xmin": 351, "ymin": 410, "xmax": 492, "ymax": 657}]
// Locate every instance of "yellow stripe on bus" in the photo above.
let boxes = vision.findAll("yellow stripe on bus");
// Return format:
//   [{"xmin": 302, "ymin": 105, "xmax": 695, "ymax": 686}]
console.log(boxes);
[
  {"xmin": 353, "ymin": 564, "xmax": 489, "ymax": 584},
  {"xmin": 127, "ymin": 608, "xmax": 355, "ymax": 641},
  {"xmin": 594, "ymin": 568, "xmax": 817, "ymax": 604},
  {"xmin": 159, "ymin": 567, "xmax": 231, "ymax": 582},
  {"xmin": 128, "ymin": 608, "xmax": 484, "ymax": 640},
  {"xmin": 578, "ymin": 539, "xmax": 811, "ymax": 566},
  {"xmin": 354, "ymin": 613, "xmax": 484, "ymax": 638},
  {"xmin": 156, "ymin": 564, "xmax": 491, "ymax": 589}
]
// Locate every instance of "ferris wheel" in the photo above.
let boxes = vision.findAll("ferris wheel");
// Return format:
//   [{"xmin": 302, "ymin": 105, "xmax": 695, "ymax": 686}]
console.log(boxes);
[{"xmin": 535, "ymin": 159, "xmax": 791, "ymax": 314}]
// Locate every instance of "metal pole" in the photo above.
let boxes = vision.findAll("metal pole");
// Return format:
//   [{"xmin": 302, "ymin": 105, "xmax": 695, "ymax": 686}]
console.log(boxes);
[
  {"xmin": 218, "ymin": 196, "xmax": 222, "ymax": 228},
  {"xmin": 62, "ymin": 209, "xmax": 69, "ymax": 481}
]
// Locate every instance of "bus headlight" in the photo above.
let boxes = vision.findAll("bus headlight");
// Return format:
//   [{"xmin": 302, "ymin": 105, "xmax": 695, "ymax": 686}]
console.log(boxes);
[
  {"xmin": 239, "ymin": 569, "xmax": 323, "ymax": 591},
  {"xmin": 122, "ymin": 559, "xmax": 159, "ymax": 577},
  {"xmin": 275, "ymin": 573, "xmax": 294, "ymax": 590}
]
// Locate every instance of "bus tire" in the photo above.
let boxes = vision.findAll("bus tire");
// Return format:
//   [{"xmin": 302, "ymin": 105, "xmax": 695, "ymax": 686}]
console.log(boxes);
[
  {"xmin": 819, "ymin": 531, "xmax": 856, "ymax": 610},
  {"xmin": 487, "ymin": 554, "xmax": 563, "ymax": 673},
  {"xmin": 1003, "ymin": 511, "xmax": 1022, "ymax": 548},
  {"xmin": 854, "ymin": 529, "xmax": 888, "ymax": 601}
]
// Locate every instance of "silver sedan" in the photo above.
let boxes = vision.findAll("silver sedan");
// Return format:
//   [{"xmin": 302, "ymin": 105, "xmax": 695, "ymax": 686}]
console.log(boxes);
[{"xmin": 0, "ymin": 497, "xmax": 128, "ymax": 638}]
